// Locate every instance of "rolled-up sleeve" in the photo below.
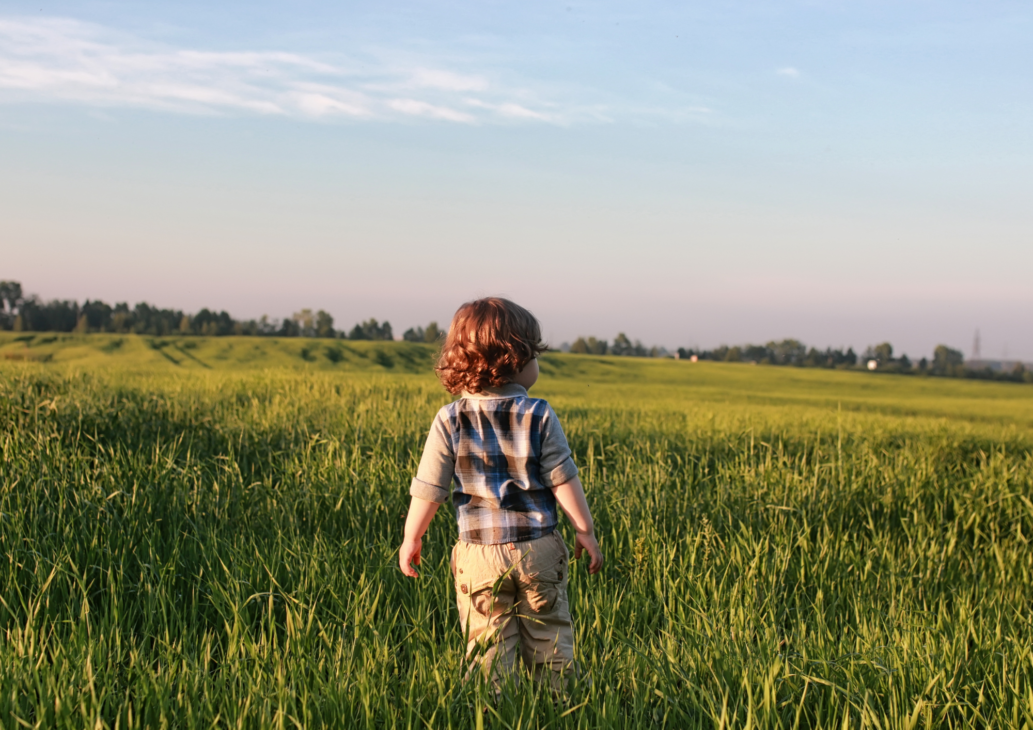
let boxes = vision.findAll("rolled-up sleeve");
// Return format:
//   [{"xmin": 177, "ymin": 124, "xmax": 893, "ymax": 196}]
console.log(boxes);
[
  {"xmin": 539, "ymin": 405, "xmax": 578, "ymax": 488},
  {"xmin": 410, "ymin": 409, "xmax": 454, "ymax": 503}
]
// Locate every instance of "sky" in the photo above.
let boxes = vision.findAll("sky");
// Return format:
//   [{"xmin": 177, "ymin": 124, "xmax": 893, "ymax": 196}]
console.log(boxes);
[{"xmin": 2, "ymin": 0, "xmax": 1031, "ymax": 359}]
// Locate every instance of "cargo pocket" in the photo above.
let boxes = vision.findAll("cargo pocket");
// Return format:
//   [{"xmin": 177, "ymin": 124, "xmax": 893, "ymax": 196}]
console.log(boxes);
[
  {"xmin": 469, "ymin": 577, "xmax": 511, "ymax": 618},
  {"xmin": 519, "ymin": 569, "xmax": 561, "ymax": 615},
  {"xmin": 517, "ymin": 533, "xmax": 567, "ymax": 614}
]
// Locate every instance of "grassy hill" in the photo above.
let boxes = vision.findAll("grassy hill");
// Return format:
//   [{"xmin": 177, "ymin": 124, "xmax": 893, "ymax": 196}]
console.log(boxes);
[
  {"xmin": 3, "ymin": 331, "xmax": 1031, "ymax": 428},
  {"xmin": 536, "ymin": 350, "xmax": 1033, "ymax": 428},
  {"xmin": 0, "ymin": 331, "xmax": 437, "ymax": 373}
]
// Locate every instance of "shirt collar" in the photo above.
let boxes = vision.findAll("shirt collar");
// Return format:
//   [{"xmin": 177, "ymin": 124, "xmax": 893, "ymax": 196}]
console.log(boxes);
[{"xmin": 461, "ymin": 383, "xmax": 528, "ymax": 400}]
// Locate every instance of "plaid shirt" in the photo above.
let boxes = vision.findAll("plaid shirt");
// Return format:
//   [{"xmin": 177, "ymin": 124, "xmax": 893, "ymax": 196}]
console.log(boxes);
[{"xmin": 410, "ymin": 383, "xmax": 578, "ymax": 545}]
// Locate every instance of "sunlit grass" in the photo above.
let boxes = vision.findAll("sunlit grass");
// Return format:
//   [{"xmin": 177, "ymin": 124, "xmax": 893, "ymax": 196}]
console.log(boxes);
[{"xmin": 1, "ymin": 352, "xmax": 1031, "ymax": 728}]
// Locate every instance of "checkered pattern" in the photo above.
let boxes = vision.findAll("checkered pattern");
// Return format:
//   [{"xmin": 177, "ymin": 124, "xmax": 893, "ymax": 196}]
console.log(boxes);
[{"xmin": 411, "ymin": 383, "xmax": 579, "ymax": 545}]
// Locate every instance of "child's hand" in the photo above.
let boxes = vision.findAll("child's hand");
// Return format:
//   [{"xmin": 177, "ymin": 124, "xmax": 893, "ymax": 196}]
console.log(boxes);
[
  {"xmin": 399, "ymin": 497, "xmax": 441, "ymax": 578},
  {"xmin": 552, "ymin": 477, "xmax": 601, "ymax": 574},
  {"xmin": 574, "ymin": 532, "xmax": 603, "ymax": 575},
  {"xmin": 399, "ymin": 536, "xmax": 423, "ymax": 578}
]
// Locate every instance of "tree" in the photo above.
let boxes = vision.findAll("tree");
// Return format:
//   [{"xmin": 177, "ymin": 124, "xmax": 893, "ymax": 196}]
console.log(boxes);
[
  {"xmin": 570, "ymin": 336, "xmax": 607, "ymax": 355},
  {"xmin": 611, "ymin": 333, "xmax": 633, "ymax": 356},
  {"xmin": 0, "ymin": 280, "xmax": 24, "ymax": 330},
  {"xmin": 349, "ymin": 319, "xmax": 393, "ymax": 341},
  {"xmin": 932, "ymin": 345, "xmax": 964, "ymax": 376},
  {"xmin": 403, "ymin": 321, "xmax": 443, "ymax": 343},
  {"xmin": 279, "ymin": 318, "xmax": 300, "ymax": 337},
  {"xmin": 112, "ymin": 304, "xmax": 130, "ymax": 333},
  {"xmin": 315, "ymin": 310, "xmax": 335, "ymax": 338},
  {"xmin": 257, "ymin": 315, "xmax": 277, "ymax": 335},
  {"xmin": 292, "ymin": 309, "xmax": 316, "ymax": 337},
  {"xmin": 81, "ymin": 300, "xmax": 113, "ymax": 331},
  {"xmin": 19, "ymin": 297, "xmax": 79, "ymax": 332},
  {"xmin": 190, "ymin": 308, "xmax": 233, "ymax": 337},
  {"xmin": 767, "ymin": 339, "xmax": 806, "ymax": 366},
  {"xmin": 744, "ymin": 345, "xmax": 769, "ymax": 364},
  {"xmin": 874, "ymin": 342, "xmax": 893, "ymax": 364},
  {"xmin": 423, "ymin": 322, "xmax": 442, "ymax": 342}
]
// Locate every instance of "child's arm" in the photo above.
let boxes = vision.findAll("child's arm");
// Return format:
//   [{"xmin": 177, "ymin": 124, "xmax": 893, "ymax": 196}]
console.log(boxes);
[
  {"xmin": 552, "ymin": 476, "xmax": 604, "ymax": 575},
  {"xmin": 401, "ymin": 409, "xmax": 453, "ymax": 578},
  {"xmin": 399, "ymin": 496, "xmax": 442, "ymax": 578}
]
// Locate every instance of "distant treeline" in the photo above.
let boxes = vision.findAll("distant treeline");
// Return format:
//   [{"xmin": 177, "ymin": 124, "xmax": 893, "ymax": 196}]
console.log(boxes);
[
  {"xmin": 567, "ymin": 334, "xmax": 1033, "ymax": 384},
  {"xmin": 0, "ymin": 281, "xmax": 441, "ymax": 343},
  {"xmin": 4, "ymin": 280, "xmax": 1028, "ymax": 383}
]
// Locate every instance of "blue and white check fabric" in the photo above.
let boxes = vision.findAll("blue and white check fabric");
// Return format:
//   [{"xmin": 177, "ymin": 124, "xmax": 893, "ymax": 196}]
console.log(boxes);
[{"xmin": 410, "ymin": 383, "xmax": 578, "ymax": 545}]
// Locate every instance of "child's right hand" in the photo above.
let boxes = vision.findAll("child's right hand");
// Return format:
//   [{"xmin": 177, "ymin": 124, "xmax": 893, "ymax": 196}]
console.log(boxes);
[
  {"xmin": 399, "ymin": 497, "xmax": 441, "ymax": 578},
  {"xmin": 574, "ymin": 532, "xmax": 603, "ymax": 575},
  {"xmin": 399, "ymin": 536, "xmax": 423, "ymax": 578}
]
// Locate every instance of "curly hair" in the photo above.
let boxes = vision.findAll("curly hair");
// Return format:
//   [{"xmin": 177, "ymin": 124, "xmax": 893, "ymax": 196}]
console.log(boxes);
[{"xmin": 436, "ymin": 298, "xmax": 547, "ymax": 395}]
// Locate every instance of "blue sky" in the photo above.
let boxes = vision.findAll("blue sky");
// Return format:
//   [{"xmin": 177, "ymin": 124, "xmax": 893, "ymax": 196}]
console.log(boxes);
[{"xmin": 2, "ymin": 1, "xmax": 1031, "ymax": 358}]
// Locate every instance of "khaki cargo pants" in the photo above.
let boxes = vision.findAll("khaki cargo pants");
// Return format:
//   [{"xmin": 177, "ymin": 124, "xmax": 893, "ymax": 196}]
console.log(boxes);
[{"xmin": 451, "ymin": 531, "xmax": 576, "ymax": 692}]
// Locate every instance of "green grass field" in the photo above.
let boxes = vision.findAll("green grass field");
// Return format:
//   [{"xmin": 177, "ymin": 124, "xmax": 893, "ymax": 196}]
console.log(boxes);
[{"xmin": 2, "ymin": 334, "xmax": 1032, "ymax": 728}]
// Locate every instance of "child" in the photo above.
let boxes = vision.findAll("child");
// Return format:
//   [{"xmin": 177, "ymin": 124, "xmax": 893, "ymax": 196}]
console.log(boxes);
[{"xmin": 398, "ymin": 297, "xmax": 603, "ymax": 693}]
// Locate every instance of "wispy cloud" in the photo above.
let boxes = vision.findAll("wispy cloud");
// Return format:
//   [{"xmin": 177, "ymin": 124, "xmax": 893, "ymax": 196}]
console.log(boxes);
[
  {"xmin": 464, "ymin": 98, "xmax": 552, "ymax": 121},
  {"xmin": 408, "ymin": 68, "xmax": 488, "ymax": 93},
  {"xmin": 0, "ymin": 17, "xmax": 555, "ymax": 123},
  {"xmin": 388, "ymin": 98, "xmax": 475, "ymax": 123},
  {"xmin": 776, "ymin": 67, "xmax": 800, "ymax": 78}
]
